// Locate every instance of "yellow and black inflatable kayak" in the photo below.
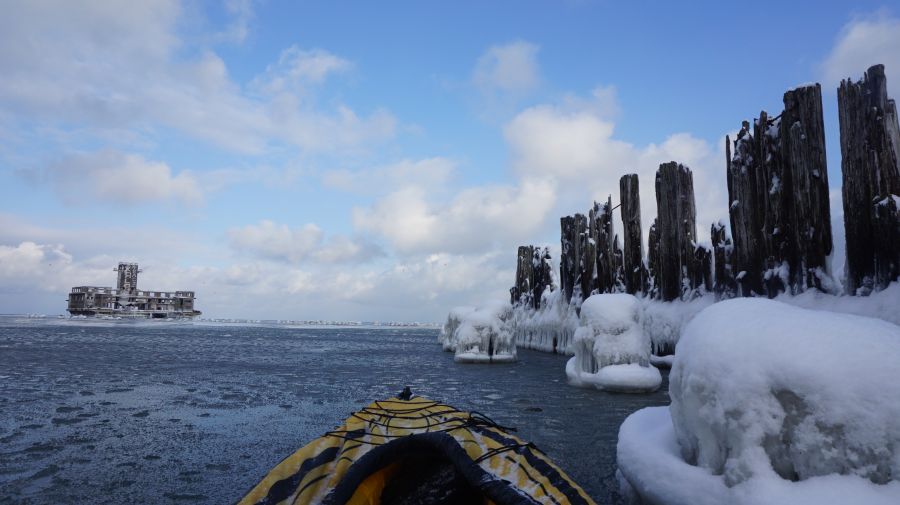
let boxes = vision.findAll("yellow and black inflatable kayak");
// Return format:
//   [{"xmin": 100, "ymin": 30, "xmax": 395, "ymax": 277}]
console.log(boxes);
[{"xmin": 238, "ymin": 388, "xmax": 596, "ymax": 505}]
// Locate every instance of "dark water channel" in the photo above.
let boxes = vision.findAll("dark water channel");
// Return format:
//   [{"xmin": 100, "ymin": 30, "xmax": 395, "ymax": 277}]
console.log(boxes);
[{"xmin": 0, "ymin": 317, "xmax": 670, "ymax": 504}]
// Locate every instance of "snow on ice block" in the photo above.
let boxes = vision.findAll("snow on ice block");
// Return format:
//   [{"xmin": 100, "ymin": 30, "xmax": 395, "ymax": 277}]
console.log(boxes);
[
  {"xmin": 617, "ymin": 298, "xmax": 900, "ymax": 505},
  {"xmin": 565, "ymin": 293, "xmax": 661, "ymax": 393},
  {"xmin": 649, "ymin": 354, "xmax": 675, "ymax": 368},
  {"xmin": 439, "ymin": 306, "xmax": 474, "ymax": 352},
  {"xmin": 671, "ymin": 298, "xmax": 900, "ymax": 486},
  {"xmin": 617, "ymin": 407, "xmax": 900, "ymax": 505},
  {"xmin": 452, "ymin": 302, "xmax": 516, "ymax": 364}
]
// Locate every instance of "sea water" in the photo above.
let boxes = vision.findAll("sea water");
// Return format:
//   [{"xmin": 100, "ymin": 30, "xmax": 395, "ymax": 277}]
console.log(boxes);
[{"xmin": 0, "ymin": 316, "xmax": 669, "ymax": 504}]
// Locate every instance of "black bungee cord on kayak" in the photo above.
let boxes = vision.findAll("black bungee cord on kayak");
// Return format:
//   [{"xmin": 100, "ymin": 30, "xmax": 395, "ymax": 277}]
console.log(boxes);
[{"xmin": 237, "ymin": 388, "xmax": 597, "ymax": 505}]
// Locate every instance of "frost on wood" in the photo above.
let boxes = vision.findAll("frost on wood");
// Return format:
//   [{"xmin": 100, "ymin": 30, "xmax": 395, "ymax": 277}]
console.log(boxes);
[
  {"xmin": 711, "ymin": 221, "xmax": 737, "ymax": 299},
  {"xmin": 839, "ymin": 64, "xmax": 900, "ymax": 295},
  {"xmin": 670, "ymin": 299, "xmax": 900, "ymax": 487},
  {"xmin": 559, "ymin": 198, "xmax": 624, "ymax": 306},
  {"xmin": 565, "ymin": 294, "xmax": 661, "ymax": 393},
  {"xmin": 510, "ymin": 245, "xmax": 553, "ymax": 310},
  {"xmin": 620, "ymin": 174, "xmax": 647, "ymax": 295},
  {"xmin": 726, "ymin": 84, "xmax": 833, "ymax": 298},
  {"xmin": 590, "ymin": 198, "xmax": 617, "ymax": 295},
  {"xmin": 654, "ymin": 162, "xmax": 709, "ymax": 301}
]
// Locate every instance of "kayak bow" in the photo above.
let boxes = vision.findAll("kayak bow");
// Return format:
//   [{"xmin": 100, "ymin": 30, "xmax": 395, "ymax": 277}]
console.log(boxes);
[{"xmin": 238, "ymin": 390, "xmax": 595, "ymax": 505}]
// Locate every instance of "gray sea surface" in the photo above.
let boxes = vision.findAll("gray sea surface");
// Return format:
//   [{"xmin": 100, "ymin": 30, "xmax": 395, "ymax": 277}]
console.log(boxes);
[{"xmin": 0, "ymin": 316, "xmax": 669, "ymax": 504}]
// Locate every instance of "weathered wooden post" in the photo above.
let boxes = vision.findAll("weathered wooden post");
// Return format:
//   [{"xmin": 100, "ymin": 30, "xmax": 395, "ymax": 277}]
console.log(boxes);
[
  {"xmin": 560, "ymin": 216, "xmax": 578, "ymax": 303},
  {"xmin": 510, "ymin": 245, "xmax": 554, "ymax": 309},
  {"xmin": 726, "ymin": 123, "xmax": 765, "ymax": 297},
  {"xmin": 647, "ymin": 219, "xmax": 660, "ymax": 299},
  {"xmin": 711, "ymin": 221, "xmax": 737, "ymax": 299},
  {"xmin": 655, "ymin": 162, "xmax": 699, "ymax": 301},
  {"xmin": 783, "ymin": 84, "xmax": 833, "ymax": 292},
  {"xmin": 532, "ymin": 246, "xmax": 554, "ymax": 309},
  {"xmin": 726, "ymin": 84, "xmax": 833, "ymax": 297},
  {"xmin": 619, "ymin": 174, "xmax": 646, "ymax": 294},
  {"xmin": 590, "ymin": 197, "xmax": 616, "ymax": 294},
  {"xmin": 510, "ymin": 245, "xmax": 534, "ymax": 305},
  {"xmin": 577, "ymin": 212, "xmax": 595, "ymax": 302},
  {"xmin": 838, "ymin": 64, "xmax": 900, "ymax": 294}
]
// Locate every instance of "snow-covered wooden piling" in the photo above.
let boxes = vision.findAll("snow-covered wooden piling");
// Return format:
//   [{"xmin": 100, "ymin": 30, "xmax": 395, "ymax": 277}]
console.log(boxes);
[
  {"xmin": 620, "ymin": 174, "xmax": 646, "ymax": 295},
  {"xmin": 654, "ymin": 162, "xmax": 701, "ymax": 301},
  {"xmin": 726, "ymin": 84, "xmax": 833, "ymax": 297},
  {"xmin": 838, "ymin": 64, "xmax": 900, "ymax": 295}
]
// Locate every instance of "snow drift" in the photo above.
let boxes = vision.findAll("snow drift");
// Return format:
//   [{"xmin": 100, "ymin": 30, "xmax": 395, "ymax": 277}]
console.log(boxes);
[
  {"xmin": 618, "ymin": 298, "xmax": 900, "ymax": 504},
  {"xmin": 565, "ymin": 294, "xmax": 661, "ymax": 393}
]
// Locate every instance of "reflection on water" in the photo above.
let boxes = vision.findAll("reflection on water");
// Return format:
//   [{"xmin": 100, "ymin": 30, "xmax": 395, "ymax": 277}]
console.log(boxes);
[{"xmin": 0, "ymin": 317, "xmax": 669, "ymax": 504}]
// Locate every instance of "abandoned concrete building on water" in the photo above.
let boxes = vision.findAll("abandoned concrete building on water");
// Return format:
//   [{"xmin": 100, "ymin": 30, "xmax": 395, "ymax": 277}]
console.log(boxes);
[{"xmin": 67, "ymin": 263, "xmax": 201, "ymax": 319}]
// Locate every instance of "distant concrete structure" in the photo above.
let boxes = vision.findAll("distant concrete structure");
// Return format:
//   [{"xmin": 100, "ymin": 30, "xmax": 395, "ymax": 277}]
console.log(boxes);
[{"xmin": 67, "ymin": 262, "xmax": 200, "ymax": 319}]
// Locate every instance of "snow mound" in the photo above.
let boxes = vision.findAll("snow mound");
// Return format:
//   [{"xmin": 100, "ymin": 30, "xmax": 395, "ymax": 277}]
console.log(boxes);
[
  {"xmin": 451, "ymin": 302, "xmax": 516, "ymax": 364},
  {"xmin": 565, "ymin": 294, "xmax": 661, "ymax": 392},
  {"xmin": 439, "ymin": 306, "xmax": 474, "ymax": 352},
  {"xmin": 671, "ymin": 298, "xmax": 900, "ymax": 486},
  {"xmin": 617, "ymin": 407, "xmax": 900, "ymax": 505}
]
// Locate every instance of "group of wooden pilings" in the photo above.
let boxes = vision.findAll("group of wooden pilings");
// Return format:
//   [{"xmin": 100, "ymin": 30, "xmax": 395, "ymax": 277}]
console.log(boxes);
[{"xmin": 511, "ymin": 64, "xmax": 900, "ymax": 307}]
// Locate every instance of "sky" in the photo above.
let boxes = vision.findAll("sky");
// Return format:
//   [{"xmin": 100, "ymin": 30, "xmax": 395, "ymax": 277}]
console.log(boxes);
[{"xmin": 1, "ymin": 1, "xmax": 899, "ymax": 321}]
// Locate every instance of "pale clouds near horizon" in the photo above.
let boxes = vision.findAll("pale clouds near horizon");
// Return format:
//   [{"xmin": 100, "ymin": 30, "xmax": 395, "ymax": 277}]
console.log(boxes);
[{"xmin": 0, "ymin": 2, "xmax": 896, "ymax": 320}]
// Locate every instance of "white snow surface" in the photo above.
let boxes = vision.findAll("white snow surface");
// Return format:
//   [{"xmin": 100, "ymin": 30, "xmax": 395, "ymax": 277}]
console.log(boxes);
[
  {"xmin": 448, "ymin": 301, "xmax": 517, "ymax": 363},
  {"xmin": 617, "ymin": 407, "xmax": 900, "ymax": 505},
  {"xmin": 670, "ymin": 298, "xmax": 900, "ymax": 486},
  {"xmin": 617, "ymin": 298, "xmax": 900, "ymax": 504},
  {"xmin": 776, "ymin": 281, "xmax": 900, "ymax": 326},
  {"xmin": 505, "ymin": 281, "xmax": 900, "ymax": 361},
  {"xmin": 566, "ymin": 294, "xmax": 661, "ymax": 393},
  {"xmin": 649, "ymin": 354, "xmax": 675, "ymax": 368}
]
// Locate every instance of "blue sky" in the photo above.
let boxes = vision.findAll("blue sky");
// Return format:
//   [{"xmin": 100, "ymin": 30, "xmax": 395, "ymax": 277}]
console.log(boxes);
[{"xmin": 1, "ymin": 1, "xmax": 899, "ymax": 320}]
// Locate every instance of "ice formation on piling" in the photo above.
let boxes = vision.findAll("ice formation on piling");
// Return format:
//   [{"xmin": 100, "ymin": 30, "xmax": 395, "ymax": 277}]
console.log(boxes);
[
  {"xmin": 442, "ymin": 302, "xmax": 516, "ymax": 363},
  {"xmin": 565, "ymin": 294, "xmax": 661, "ymax": 393},
  {"xmin": 439, "ymin": 306, "xmax": 474, "ymax": 352},
  {"xmin": 511, "ymin": 288, "xmax": 579, "ymax": 354},
  {"xmin": 617, "ymin": 299, "xmax": 900, "ymax": 504}
]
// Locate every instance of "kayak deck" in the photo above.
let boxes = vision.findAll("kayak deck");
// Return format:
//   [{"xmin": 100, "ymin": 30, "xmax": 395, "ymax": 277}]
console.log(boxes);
[{"xmin": 237, "ymin": 394, "xmax": 596, "ymax": 505}]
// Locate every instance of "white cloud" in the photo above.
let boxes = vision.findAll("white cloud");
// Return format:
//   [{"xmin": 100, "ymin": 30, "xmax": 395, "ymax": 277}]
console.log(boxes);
[
  {"xmin": 321, "ymin": 157, "xmax": 456, "ymax": 194},
  {"xmin": 355, "ymin": 88, "xmax": 726, "ymax": 259},
  {"xmin": 473, "ymin": 41, "xmax": 541, "ymax": 95},
  {"xmin": 503, "ymin": 95, "xmax": 727, "ymax": 243},
  {"xmin": 0, "ymin": 242, "xmax": 71, "ymax": 281},
  {"xmin": 823, "ymin": 11, "xmax": 900, "ymax": 96},
  {"xmin": 254, "ymin": 46, "xmax": 352, "ymax": 94},
  {"xmin": 352, "ymin": 177, "xmax": 557, "ymax": 254},
  {"xmin": 219, "ymin": 0, "xmax": 257, "ymax": 44},
  {"xmin": 227, "ymin": 220, "xmax": 381, "ymax": 264},
  {"xmin": 37, "ymin": 150, "xmax": 204, "ymax": 206},
  {"xmin": 0, "ymin": 1, "xmax": 395, "ymax": 155},
  {"xmin": 0, "ymin": 237, "xmax": 509, "ymax": 321}
]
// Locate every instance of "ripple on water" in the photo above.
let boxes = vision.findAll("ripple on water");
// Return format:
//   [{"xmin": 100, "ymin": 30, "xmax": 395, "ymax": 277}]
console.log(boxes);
[{"xmin": 0, "ymin": 320, "xmax": 669, "ymax": 504}]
